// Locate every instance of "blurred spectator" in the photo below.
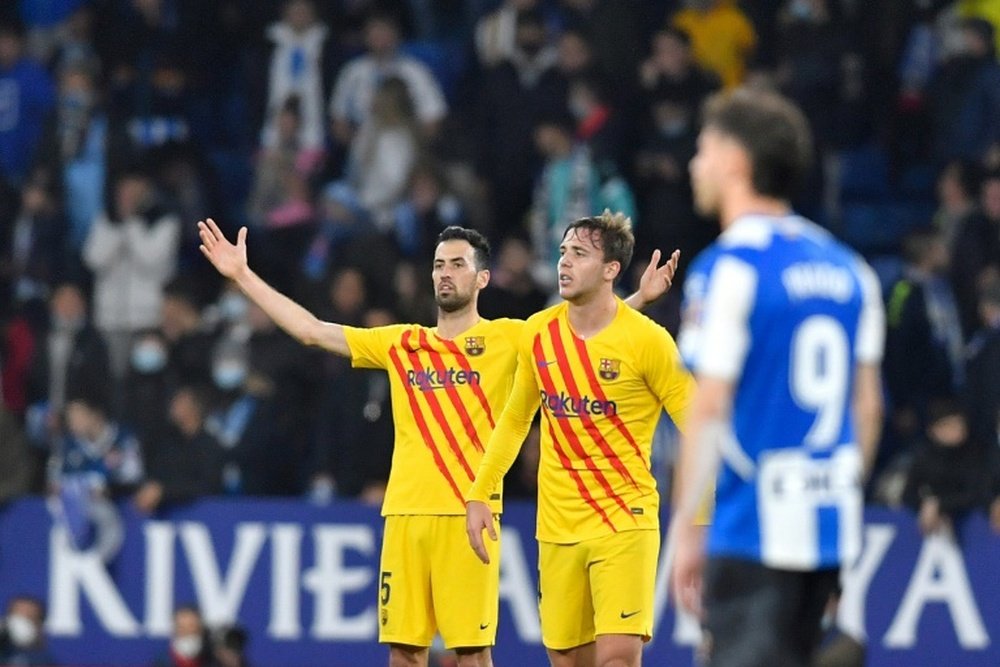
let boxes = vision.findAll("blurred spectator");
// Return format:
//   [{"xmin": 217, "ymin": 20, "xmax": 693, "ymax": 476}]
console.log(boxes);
[
  {"xmin": 134, "ymin": 385, "xmax": 222, "ymax": 514},
  {"xmin": 528, "ymin": 112, "xmax": 633, "ymax": 288},
  {"xmin": 670, "ymin": 0, "xmax": 757, "ymax": 89},
  {"xmin": 260, "ymin": 0, "xmax": 331, "ymax": 152},
  {"xmin": 554, "ymin": 27, "xmax": 594, "ymax": 82},
  {"xmin": 391, "ymin": 161, "xmax": 465, "ymax": 262},
  {"xmin": 474, "ymin": 0, "xmax": 540, "ymax": 68},
  {"xmin": 50, "ymin": 5, "xmax": 100, "ymax": 75},
  {"xmin": 391, "ymin": 261, "xmax": 435, "ymax": 325},
  {"xmin": 883, "ymin": 227, "xmax": 964, "ymax": 451},
  {"xmin": 0, "ymin": 403, "xmax": 32, "ymax": 502},
  {"xmin": 210, "ymin": 624, "xmax": 249, "ymax": 667},
  {"xmin": 300, "ymin": 181, "xmax": 373, "ymax": 282},
  {"xmin": 204, "ymin": 340, "xmax": 282, "ymax": 496},
  {"xmin": 933, "ymin": 159, "xmax": 979, "ymax": 250},
  {"xmin": 0, "ymin": 20, "xmax": 55, "ymax": 187},
  {"xmin": 248, "ymin": 95, "xmax": 320, "ymax": 231},
  {"xmin": 964, "ymin": 276, "xmax": 1000, "ymax": 448},
  {"xmin": 48, "ymin": 392, "xmax": 142, "ymax": 560},
  {"xmin": 638, "ymin": 28, "xmax": 720, "ymax": 112},
  {"xmin": 903, "ymin": 400, "xmax": 994, "ymax": 535},
  {"xmin": 557, "ymin": 0, "xmax": 640, "ymax": 90},
  {"xmin": 26, "ymin": 282, "xmax": 110, "ymax": 447},
  {"xmin": 0, "ymin": 595, "xmax": 56, "ymax": 666},
  {"xmin": 34, "ymin": 64, "xmax": 124, "ymax": 256},
  {"xmin": 476, "ymin": 8, "xmax": 563, "ymax": 236},
  {"xmin": 633, "ymin": 92, "xmax": 703, "ymax": 282},
  {"xmin": 82, "ymin": 169, "xmax": 181, "ymax": 380},
  {"xmin": 927, "ymin": 17, "xmax": 1000, "ymax": 164},
  {"xmin": 155, "ymin": 605, "xmax": 216, "ymax": 667},
  {"xmin": 120, "ymin": 328, "xmax": 172, "ymax": 448},
  {"xmin": 568, "ymin": 74, "xmax": 627, "ymax": 172},
  {"xmin": 952, "ymin": 168, "xmax": 1000, "ymax": 335},
  {"xmin": 0, "ymin": 169, "xmax": 68, "ymax": 305},
  {"xmin": 160, "ymin": 279, "xmax": 215, "ymax": 388},
  {"xmin": 328, "ymin": 10, "xmax": 447, "ymax": 146},
  {"xmin": 479, "ymin": 236, "xmax": 547, "ymax": 320}
]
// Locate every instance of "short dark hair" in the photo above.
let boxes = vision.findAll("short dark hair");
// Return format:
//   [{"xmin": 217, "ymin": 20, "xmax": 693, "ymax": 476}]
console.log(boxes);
[
  {"xmin": 562, "ymin": 210, "xmax": 634, "ymax": 282},
  {"xmin": 702, "ymin": 88, "xmax": 814, "ymax": 201},
  {"xmin": 437, "ymin": 226, "xmax": 491, "ymax": 271}
]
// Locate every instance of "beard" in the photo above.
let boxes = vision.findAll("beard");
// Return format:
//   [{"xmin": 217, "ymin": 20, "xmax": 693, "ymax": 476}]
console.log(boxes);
[{"xmin": 435, "ymin": 289, "xmax": 473, "ymax": 313}]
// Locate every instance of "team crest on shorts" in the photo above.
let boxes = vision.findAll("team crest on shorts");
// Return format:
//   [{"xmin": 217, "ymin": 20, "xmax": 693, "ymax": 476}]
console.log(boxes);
[
  {"xmin": 465, "ymin": 336, "xmax": 486, "ymax": 356},
  {"xmin": 598, "ymin": 358, "xmax": 620, "ymax": 380}
]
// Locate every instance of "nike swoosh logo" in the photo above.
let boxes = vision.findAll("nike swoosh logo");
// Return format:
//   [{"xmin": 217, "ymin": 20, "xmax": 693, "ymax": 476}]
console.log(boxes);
[
  {"xmin": 536, "ymin": 359, "xmax": 558, "ymax": 367},
  {"xmin": 479, "ymin": 623, "xmax": 490, "ymax": 630},
  {"xmin": 620, "ymin": 610, "xmax": 641, "ymax": 619}
]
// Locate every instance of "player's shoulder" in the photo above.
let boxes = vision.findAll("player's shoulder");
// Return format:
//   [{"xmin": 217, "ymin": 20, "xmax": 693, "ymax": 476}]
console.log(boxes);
[
  {"xmin": 617, "ymin": 300, "xmax": 675, "ymax": 344},
  {"xmin": 523, "ymin": 301, "xmax": 565, "ymax": 331},
  {"xmin": 480, "ymin": 317, "xmax": 526, "ymax": 335}
]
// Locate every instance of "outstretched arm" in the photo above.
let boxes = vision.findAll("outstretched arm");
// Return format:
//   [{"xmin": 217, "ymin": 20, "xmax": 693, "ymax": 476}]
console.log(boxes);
[
  {"xmin": 624, "ymin": 248, "xmax": 680, "ymax": 311},
  {"xmin": 198, "ymin": 219, "xmax": 350, "ymax": 356}
]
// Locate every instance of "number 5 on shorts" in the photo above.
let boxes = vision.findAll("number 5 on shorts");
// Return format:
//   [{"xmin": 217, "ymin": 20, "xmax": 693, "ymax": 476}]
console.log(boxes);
[{"xmin": 380, "ymin": 571, "xmax": 392, "ymax": 605}]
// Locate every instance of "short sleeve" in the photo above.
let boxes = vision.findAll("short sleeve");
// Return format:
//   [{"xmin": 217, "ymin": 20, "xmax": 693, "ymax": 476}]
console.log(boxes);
[
  {"xmin": 681, "ymin": 254, "xmax": 758, "ymax": 381},
  {"xmin": 343, "ymin": 325, "xmax": 405, "ymax": 370},
  {"xmin": 854, "ymin": 260, "xmax": 885, "ymax": 364}
]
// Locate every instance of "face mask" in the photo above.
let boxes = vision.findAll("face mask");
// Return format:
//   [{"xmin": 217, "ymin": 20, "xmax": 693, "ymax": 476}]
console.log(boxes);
[
  {"xmin": 131, "ymin": 342, "xmax": 167, "ymax": 374},
  {"xmin": 790, "ymin": 0, "xmax": 813, "ymax": 20},
  {"xmin": 659, "ymin": 119, "xmax": 689, "ymax": 137},
  {"xmin": 213, "ymin": 363, "xmax": 247, "ymax": 390},
  {"xmin": 61, "ymin": 90, "xmax": 93, "ymax": 111},
  {"xmin": 218, "ymin": 293, "xmax": 248, "ymax": 322},
  {"xmin": 52, "ymin": 314, "xmax": 84, "ymax": 332},
  {"xmin": 569, "ymin": 97, "xmax": 589, "ymax": 120},
  {"xmin": 172, "ymin": 634, "xmax": 202, "ymax": 658},
  {"xmin": 6, "ymin": 614, "xmax": 38, "ymax": 648}
]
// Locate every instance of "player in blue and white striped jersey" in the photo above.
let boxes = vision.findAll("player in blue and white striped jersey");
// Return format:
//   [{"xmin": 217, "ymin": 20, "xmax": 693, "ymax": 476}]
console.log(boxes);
[{"xmin": 668, "ymin": 88, "xmax": 885, "ymax": 667}]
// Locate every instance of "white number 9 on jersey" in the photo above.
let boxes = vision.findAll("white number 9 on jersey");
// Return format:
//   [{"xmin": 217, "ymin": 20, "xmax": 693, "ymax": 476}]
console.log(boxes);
[{"xmin": 791, "ymin": 315, "xmax": 849, "ymax": 448}]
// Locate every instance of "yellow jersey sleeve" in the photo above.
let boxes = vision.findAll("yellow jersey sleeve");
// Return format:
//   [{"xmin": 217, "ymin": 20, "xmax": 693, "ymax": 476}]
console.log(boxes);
[
  {"xmin": 343, "ymin": 324, "xmax": 407, "ymax": 369},
  {"xmin": 467, "ymin": 323, "xmax": 541, "ymax": 503},
  {"xmin": 641, "ymin": 322, "xmax": 696, "ymax": 432}
]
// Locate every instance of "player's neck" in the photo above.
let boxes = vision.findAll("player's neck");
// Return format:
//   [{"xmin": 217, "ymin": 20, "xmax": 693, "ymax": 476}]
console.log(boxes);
[
  {"xmin": 566, "ymin": 289, "xmax": 618, "ymax": 339},
  {"xmin": 720, "ymin": 188, "xmax": 791, "ymax": 230},
  {"xmin": 435, "ymin": 304, "xmax": 481, "ymax": 339}
]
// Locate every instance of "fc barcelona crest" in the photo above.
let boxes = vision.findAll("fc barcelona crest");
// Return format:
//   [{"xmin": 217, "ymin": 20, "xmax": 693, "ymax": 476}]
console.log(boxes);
[
  {"xmin": 598, "ymin": 358, "xmax": 620, "ymax": 380},
  {"xmin": 465, "ymin": 336, "xmax": 486, "ymax": 356}
]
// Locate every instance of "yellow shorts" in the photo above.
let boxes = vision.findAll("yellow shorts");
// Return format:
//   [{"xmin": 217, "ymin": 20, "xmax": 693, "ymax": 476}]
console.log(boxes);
[
  {"xmin": 378, "ymin": 514, "xmax": 500, "ymax": 649},
  {"xmin": 538, "ymin": 529, "xmax": 660, "ymax": 650}
]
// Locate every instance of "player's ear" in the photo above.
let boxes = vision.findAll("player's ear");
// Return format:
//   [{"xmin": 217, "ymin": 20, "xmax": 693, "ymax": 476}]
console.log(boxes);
[
  {"xmin": 604, "ymin": 261, "xmax": 621, "ymax": 282},
  {"xmin": 477, "ymin": 268, "xmax": 491, "ymax": 289}
]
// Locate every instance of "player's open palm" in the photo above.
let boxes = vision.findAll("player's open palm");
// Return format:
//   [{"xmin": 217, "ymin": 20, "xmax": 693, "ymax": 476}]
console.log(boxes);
[
  {"xmin": 638, "ymin": 248, "xmax": 680, "ymax": 304},
  {"xmin": 198, "ymin": 218, "xmax": 248, "ymax": 280}
]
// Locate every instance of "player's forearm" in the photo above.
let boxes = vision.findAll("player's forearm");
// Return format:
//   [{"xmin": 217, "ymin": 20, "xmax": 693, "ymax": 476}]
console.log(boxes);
[
  {"xmin": 468, "ymin": 412, "xmax": 533, "ymax": 503},
  {"xmin": 673, "ymin": 379, "xmax": 728, "ymax": 523},
  {"xmin": 623, "ymin": 291, "xmax": 647, "ymax": 311},
  {"xmin": 233, "ymin": 265, "xmax": 348, "ymax": 356},
  {"xmin": 853, "ymin": 363, "xmax": 883, "ymax": 480}
]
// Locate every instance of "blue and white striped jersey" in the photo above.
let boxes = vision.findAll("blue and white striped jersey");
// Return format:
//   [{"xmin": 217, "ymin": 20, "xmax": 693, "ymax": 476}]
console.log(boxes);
[{"xmin": 679, "ymin": 214, "xmax": 884, "ymax": 570}]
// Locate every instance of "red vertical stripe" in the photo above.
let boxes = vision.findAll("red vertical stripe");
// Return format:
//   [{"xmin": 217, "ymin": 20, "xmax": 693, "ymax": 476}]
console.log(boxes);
[
  {"xmin": 387, "ymin": 347, "xmax": 465, "ymax": 503},
  {"xmin": 548, "ymin": 320, "xmax": 640, "ymax": 491},
  {"xmin": 438, "ymin": 337, "xmax": 496, "ymax": 429},
  {"xmin": 401, "ymin": 331, "xmax": 475, "ymax": 481},
  {"xmin": 542, "ymin": 410, "xmax": 617, "ymax": 533},
  {"xmin": 569, "ymin": 332, "xmax": 647, "ymax": 468},
  {"xmin": 418, "ymin": 330, "xmax": 485, "ymax": 453},
  {"xmin": 533, "ymin": 333, "xmax": 632, "ymax": 520}
]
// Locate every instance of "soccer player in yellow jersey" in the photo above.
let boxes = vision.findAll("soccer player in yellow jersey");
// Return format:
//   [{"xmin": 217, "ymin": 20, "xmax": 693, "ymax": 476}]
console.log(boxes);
[
  {"xmin": 466, "ymin": 211, "xmax": 696, "ymax": 667},
  {"xmin": 196, "ymin": 218, "xmax": 678, "ymax": 667}
]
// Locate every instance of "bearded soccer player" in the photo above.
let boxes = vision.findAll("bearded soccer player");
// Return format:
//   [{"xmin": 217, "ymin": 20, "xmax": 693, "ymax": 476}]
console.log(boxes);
[
  {"xmin": 466, "ymin": 212, "xmax": 695, "ymax": 667},
  {"xmin": 197, "ymin": 219, "xmax": 678, "ymax": 667}
]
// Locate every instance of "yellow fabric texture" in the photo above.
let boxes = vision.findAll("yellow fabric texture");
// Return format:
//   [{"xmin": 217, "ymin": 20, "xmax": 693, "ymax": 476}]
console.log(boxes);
[
  {"xmin": 469, "ymin": 299, "xmax": 695, "ymax": 543},
  {"xmin": 344, "ymin": 318, "xmax": 522, "ymax": 516}
]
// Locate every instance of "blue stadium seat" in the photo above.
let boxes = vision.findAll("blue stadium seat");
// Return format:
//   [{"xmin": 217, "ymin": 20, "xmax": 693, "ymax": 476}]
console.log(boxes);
[{"xmin": 838, "ymin": 145, "xmax": 891, "ymax": 201}]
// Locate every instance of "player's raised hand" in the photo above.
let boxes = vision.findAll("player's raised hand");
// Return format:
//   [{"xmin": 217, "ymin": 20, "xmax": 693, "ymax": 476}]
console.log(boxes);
[
  {"xmin": 466, "ymin": 500, "xmax": 497, "ymax": 564},
  {"xmin": 637, "ymin": 248, "xmax": 680, "ymax": 305},
  {"xmin": 198, "ymin": 218, "xmax": 248, "ymax": 280}
]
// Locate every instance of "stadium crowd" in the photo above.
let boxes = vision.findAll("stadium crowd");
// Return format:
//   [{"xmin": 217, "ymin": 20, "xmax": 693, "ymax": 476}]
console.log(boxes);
[{"xmin": 0, "ymin": 0, "xmax": 999, "ymax": 561}]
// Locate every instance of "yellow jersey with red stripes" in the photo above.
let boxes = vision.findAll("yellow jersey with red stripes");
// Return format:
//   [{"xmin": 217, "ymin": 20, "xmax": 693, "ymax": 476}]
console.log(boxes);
[
  {"xmin": 344, "ymin": 318, "xmax": 522, "ymax": 516},
  {"xmin": 468, "ymin": 299, "xmax": 695, "ymax": 543}
]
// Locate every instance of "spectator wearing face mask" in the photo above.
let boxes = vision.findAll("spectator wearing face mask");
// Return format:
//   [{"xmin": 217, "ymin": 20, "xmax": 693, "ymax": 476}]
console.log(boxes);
[
  {"xmin": 0, "ymin": 595, "xmax": 56, "ymax": 666},
  {"xmin": 154, "ymin": 605, "xmax": 215, "ymax": 667},
  {"xmin": 120, "ymin": 329, "xmax": 172, "ymax": 448}
]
